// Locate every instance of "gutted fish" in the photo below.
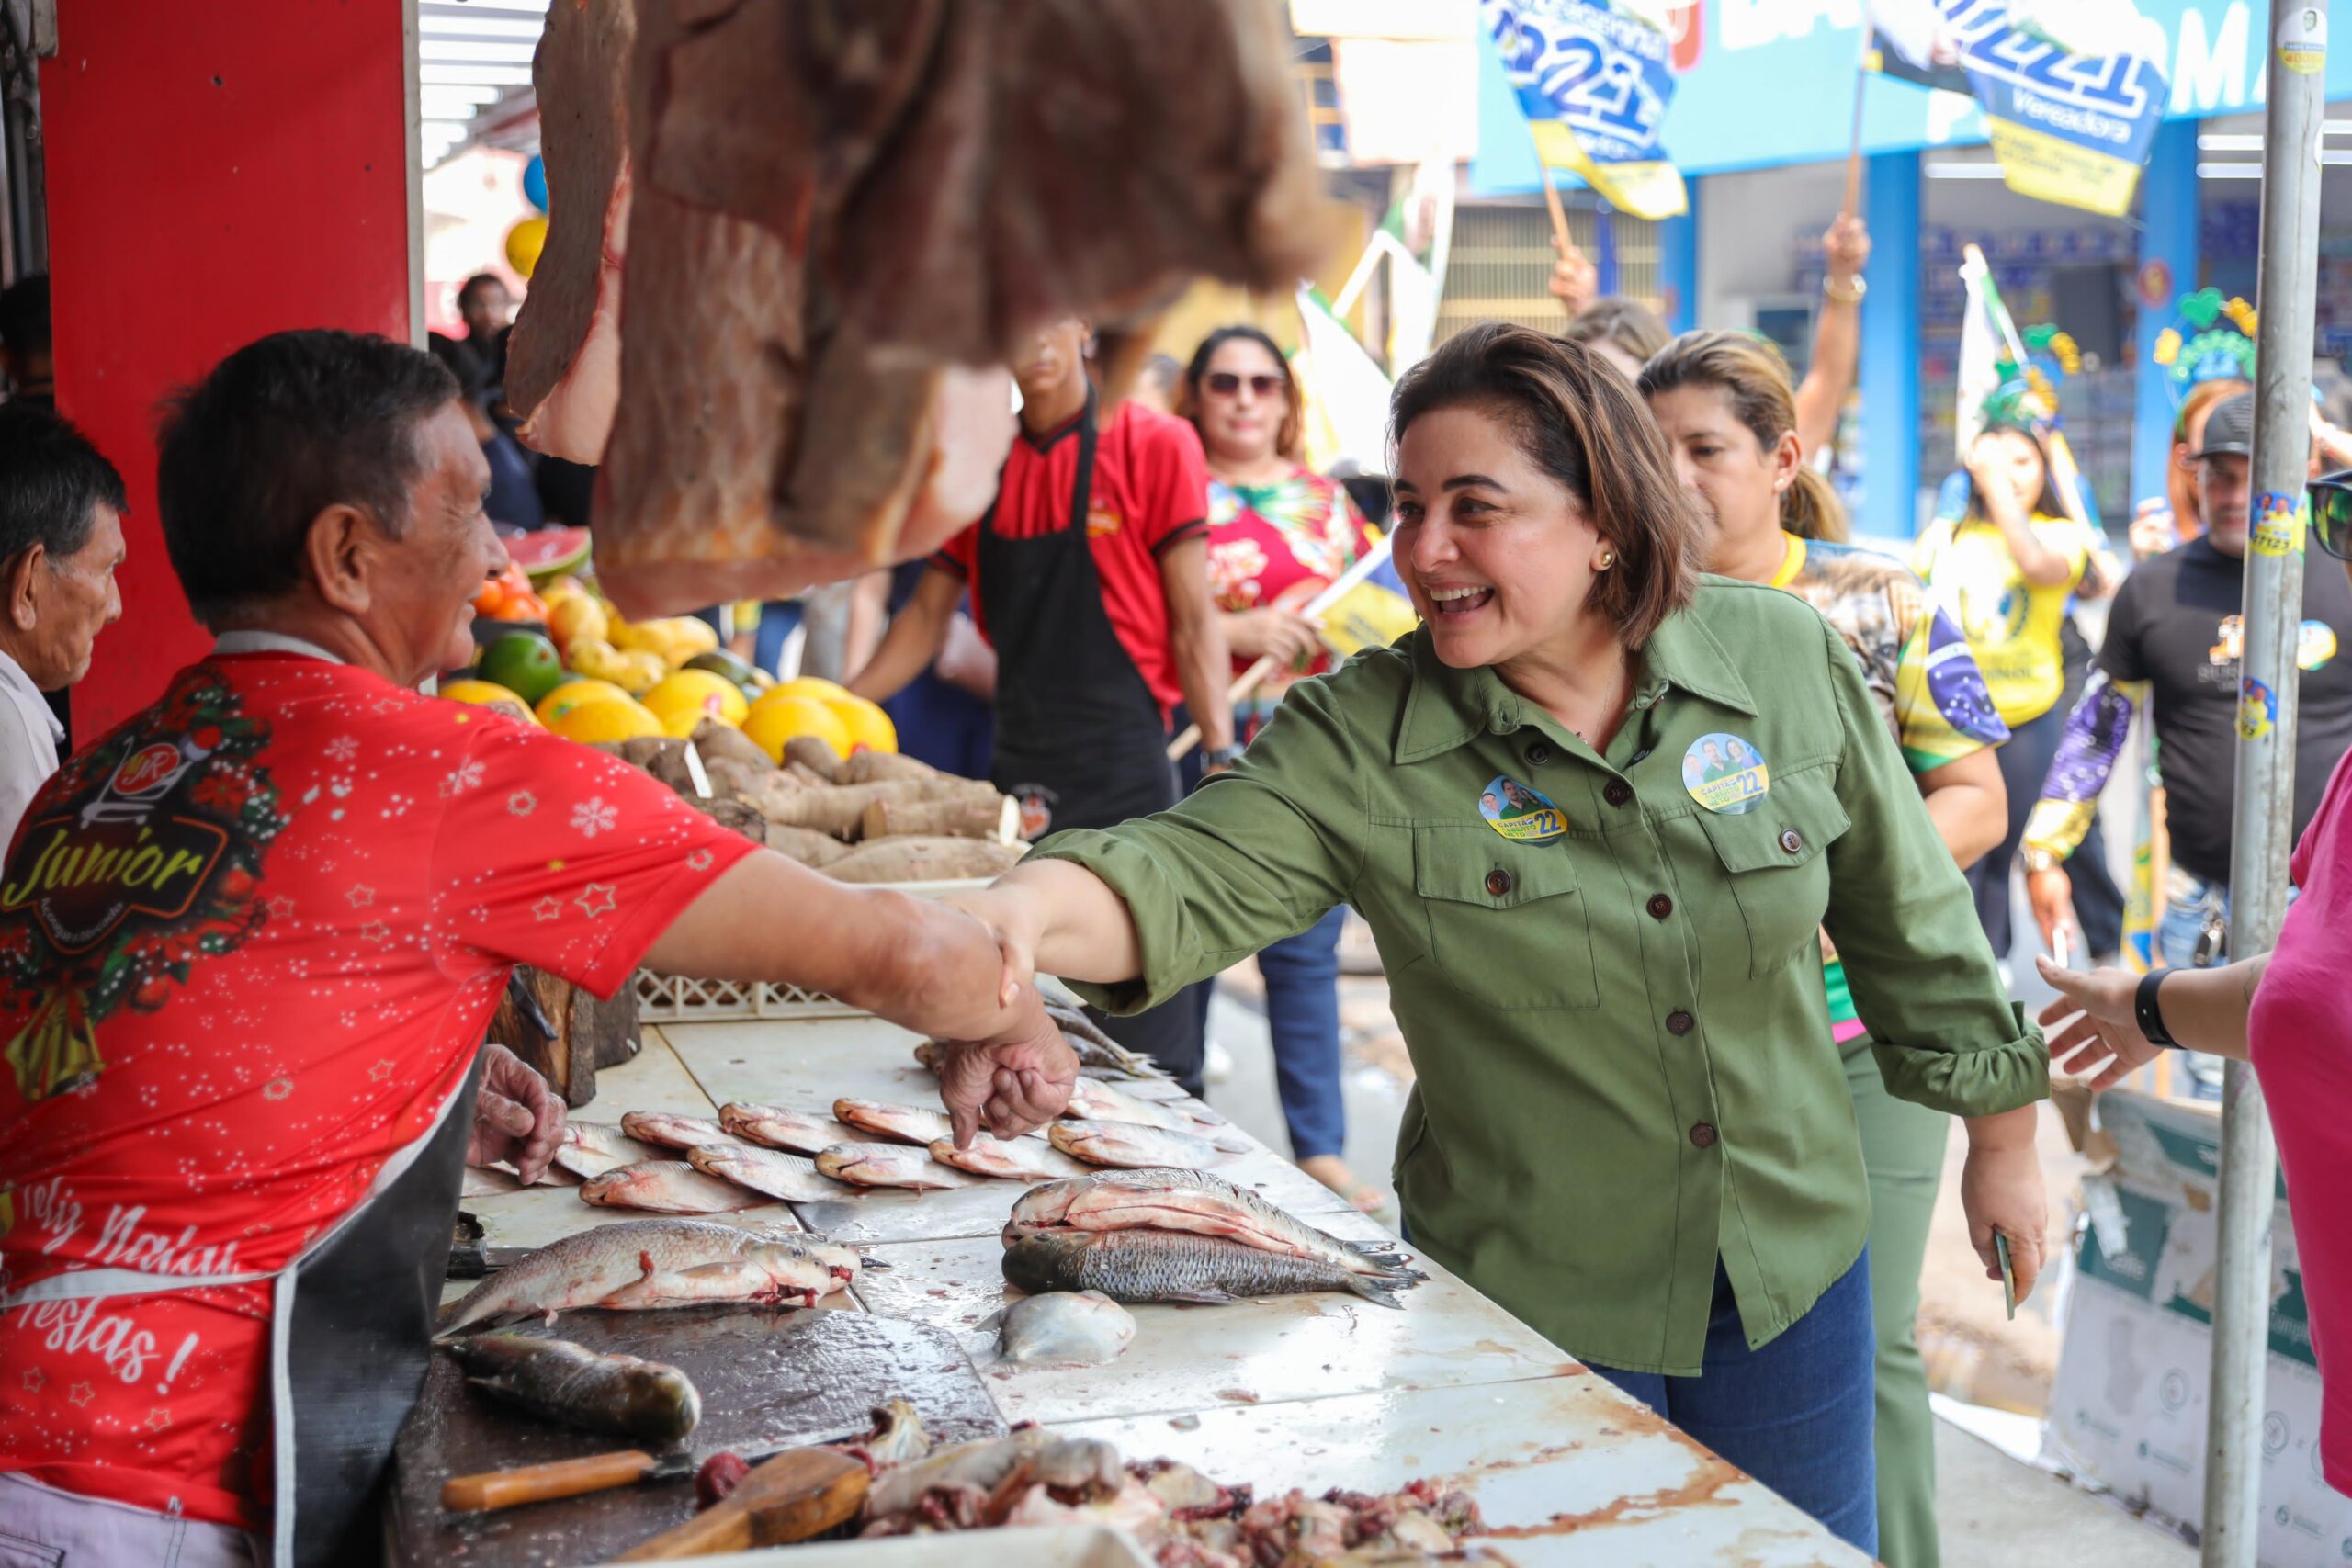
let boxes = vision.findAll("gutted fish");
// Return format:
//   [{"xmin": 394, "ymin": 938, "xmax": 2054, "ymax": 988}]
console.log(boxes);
[
  {"xmin": 1005, "ymin": 1168, "xmax": 1419, "ymax": 1282},
  {"xmin": 864, "ymin": 1428, "xmax": 1122, "ymax": 1524},
  {"xmin": 444, "ymin": 1331, "xmax": 700, "ymax": 1447},
  {"xmin": 997, "ymin": 1289, "xmax": 1136, "ymax": 1365},
  {"xmin": 581, "ymin": 1160, "xmax": 763, "ymax": 1214},
  {"xmin": 686, "ymin": 1143, "xmax": 842, "ymax": 1203},
  {"xmin": 552, "ymin": 1121, "xmax": 663, "ymax": 1180},
  {"xmin": 840, "ymin": 1398, "xmax": 932, "ymax": 1469},
  {"xmin": 440, "ymin": 1219, "xmax": 864, "ymax": 1333},
  {"xmin": 927, "ymin": 1135, "xmax": 1089, "ymax": 1183},
  {"xmin": 719, "ymin": 1100, "xmax": 856, "ymax": 1155},
  {"xmin": 1002, "ymin": 1229, "xmax": 1405, "ymax": 1309},
  {"xmin": 817, "ymin": 1142, "xmax": 985, "ymax": 1190},
  {"xmin": 833, "ymin": 1098, "xmax": 957, "ymax": 1146},
  {"xmin": 619, "ymin": 1111, "xmax": 747, "ymax": 1151},
  {"xmin": 1047, "ymin": 1120, "xmax": 1234, "ymax": 1171}
]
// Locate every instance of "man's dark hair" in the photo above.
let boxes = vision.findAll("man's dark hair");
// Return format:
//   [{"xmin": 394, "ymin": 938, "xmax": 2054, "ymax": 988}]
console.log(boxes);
[
  {"xmin": 458, "ymin": 274, "xmax": 506, "ymax": 314},
  {"xmin": 0, "ymin": 273, "xmax": 50, "ymax": 354},
  {"xmin": 155, "ymin": 329, "xmax": 458, "ymax": 626},
  {"xmin": 0, "ymin": 402, "xmax": 125, "ymax": 570}
]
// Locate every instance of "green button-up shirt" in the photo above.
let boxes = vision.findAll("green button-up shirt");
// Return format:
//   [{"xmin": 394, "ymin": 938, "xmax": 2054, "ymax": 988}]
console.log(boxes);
[{"xmin": 1035, "ymin": 577, "xmax": 2045, "ymax": 1375}]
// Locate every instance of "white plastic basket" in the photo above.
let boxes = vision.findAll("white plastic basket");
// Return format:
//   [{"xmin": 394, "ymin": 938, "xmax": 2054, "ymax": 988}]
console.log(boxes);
[{"xmin": 633, "ymin": 876, "xmax": 994, "ymax": 1022}]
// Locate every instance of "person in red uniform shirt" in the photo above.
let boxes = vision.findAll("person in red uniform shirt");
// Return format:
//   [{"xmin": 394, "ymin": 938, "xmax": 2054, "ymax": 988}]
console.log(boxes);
[
  {"xmin": 852, "ymin": 318, "xmax": 1235, "ymax": 1091},
  {"xmin": 0, "ymin": 330, "xmax": 1075, "ymax": 1567}
]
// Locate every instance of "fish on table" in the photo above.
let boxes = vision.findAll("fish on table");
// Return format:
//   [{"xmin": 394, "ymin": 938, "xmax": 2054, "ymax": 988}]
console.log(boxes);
[
  {"xmin": 816, "ymin": 1142, "xmax": 985, "ymax": 1190},
  {"xmin": 581, "ymin": 1160, "xmax": 765, "ymax": 1214},
  {"xmin": 1002, "ymin": 1229, "xmax": 1407, "ymax": 1309},
  {"xmin": 719, "ymin": 1100, "xmax": 856, "ymax": 1155},
  {"xmin": 1004, "ymin": 1168, "xmax": 1420, "ymax": 1283},
  {"xmin": 994, "ymin": 1290, "xmax": 1136, "ymax": 1365},
  {"xmin": 927, "ymin": 1135, "xmax": 1090, "ymax": 1183},
  {"xmin": 1046, "ymin": 1120, "xmax": 1237, "ymax": 1171},
  {"xmin": 832, "ymin": 1098, "xmax": 959, "ymax": 1146},
  {"xmin": 552, "ymin": 1121, "xmax": 665, "ymax": 1180},
  {"xmin": 686, "ymin": 1143, "xmax": 844, "ymax": 1203},
  {"xmin": 620, "ymin": 1111, "xmax": 749, "ymax": 1152},
  {"xmin": 439, "ymin": 1219, "xmax": 869, "ymax": 1333},
  {"xmin": 443, "ymin": 1332, "xmax": 702, "ymax": 1447},
  {"xmin": 1064, "ymin": 1077, "xmax": 1216, "ymax": 1134}
]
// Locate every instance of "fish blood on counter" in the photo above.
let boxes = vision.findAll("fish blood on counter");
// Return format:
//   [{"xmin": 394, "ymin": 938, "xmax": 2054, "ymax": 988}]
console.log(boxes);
[
  {"xmin": 445, "ymin": 1333, "xmax": 702, "ymax": 1447},
  {"xmin": 439, "ymin": 1220, "xmax": 868, "ymax": 1332}
]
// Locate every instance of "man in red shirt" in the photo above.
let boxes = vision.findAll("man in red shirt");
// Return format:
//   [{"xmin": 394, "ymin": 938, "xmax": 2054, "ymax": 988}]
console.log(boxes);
[
  {"xmin": 851, "ymin": 318, "xmax": 1234, "ymax": 1090},
  {"xmin": 0, "ymin": 330, "xmax": 1074, "ymax": 1566}
]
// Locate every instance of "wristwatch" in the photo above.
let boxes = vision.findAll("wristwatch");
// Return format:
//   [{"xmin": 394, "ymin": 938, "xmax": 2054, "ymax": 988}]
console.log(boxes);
[
  {"xmin": 1824, "ymin": 275, "xmax": 1867, "ymax": 305},
  {"xmin": 1203, "ymin": 744, "xmax": 1246, "ymax": 769},
  {"xmin": 2020, "ymin": 847, "xmax": 2060, "ymax": 874},
  {"xmin": 2134, "ymin": 970, "xmax": 2181, "ymax": 1049}
]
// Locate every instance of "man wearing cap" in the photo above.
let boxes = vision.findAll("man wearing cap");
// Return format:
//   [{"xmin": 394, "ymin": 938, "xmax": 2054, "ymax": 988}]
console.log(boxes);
[{"xmin": 2022, "ymin": 390, "xmax": 2352, "ymax": 1093}]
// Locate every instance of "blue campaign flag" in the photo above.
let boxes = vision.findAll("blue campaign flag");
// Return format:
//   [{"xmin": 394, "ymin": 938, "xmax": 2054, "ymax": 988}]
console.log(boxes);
[{"xmin": 1480, "ymin": 0, "xmax": 1688, "ymax": 220}]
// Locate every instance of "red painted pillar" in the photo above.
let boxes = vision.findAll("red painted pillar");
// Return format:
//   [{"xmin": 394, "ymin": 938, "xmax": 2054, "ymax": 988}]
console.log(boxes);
[{"xmin": 40, "ymin": 0, "xmax": 416, "ymax": 739}]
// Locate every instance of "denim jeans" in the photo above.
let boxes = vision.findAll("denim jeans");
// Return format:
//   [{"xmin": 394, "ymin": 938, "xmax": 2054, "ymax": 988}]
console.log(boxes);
[
  {"xmin": 1259, "ymin": 907, "xmax": 1350, "ymax": 1161},
  {"xmin": 2157, "ymin": 871, "xmax": 2251, "ymax": 1102},
  {"xmin": 1587, "ymin": 1252, "xmax": 1880, "ymax": 1558}
]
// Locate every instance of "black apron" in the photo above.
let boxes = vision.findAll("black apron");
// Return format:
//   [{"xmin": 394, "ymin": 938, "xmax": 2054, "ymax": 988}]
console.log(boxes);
[{"xmin": 977, "ymin": 390, "xmax": 1202, "ymax": 1091}]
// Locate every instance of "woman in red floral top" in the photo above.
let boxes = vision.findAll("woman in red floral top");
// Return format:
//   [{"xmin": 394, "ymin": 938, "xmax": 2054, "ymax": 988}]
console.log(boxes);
[{"xmin": 1179, "ymin": 325, "xmax": 1382, "ymax": 1210}]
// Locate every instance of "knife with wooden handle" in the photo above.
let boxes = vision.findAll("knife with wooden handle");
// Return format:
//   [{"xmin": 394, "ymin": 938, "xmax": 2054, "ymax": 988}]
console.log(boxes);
[
  {"xmin": 440, "ymin": 1424, "xmax": 866, "ymax": 1515},
  {"xmin": 616, "ymin": 1447, "xmax": 868, "ymax": 1559}
]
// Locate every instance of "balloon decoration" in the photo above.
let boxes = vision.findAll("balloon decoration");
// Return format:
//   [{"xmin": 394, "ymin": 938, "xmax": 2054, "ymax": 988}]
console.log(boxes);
[
  {"xmin": 523, "ymin": 153, "xmax": 549, "ymax": 214},
  {"xmin": 504, "ymin": 216, "xmax": 549, "ymax": 280}
]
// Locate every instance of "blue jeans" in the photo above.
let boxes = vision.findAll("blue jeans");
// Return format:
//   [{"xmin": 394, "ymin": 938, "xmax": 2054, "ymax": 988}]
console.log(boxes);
[
  {"xmin": 1589, "ymin": 1252, "xmax": 1879, "ymax": 1558},
  {"xmin": 753, "ymin": 600, "xmax": 806, "ymax": 676},
  {"xmin": 1260, "ymin": 907, "xmax": 1349, "ymax": 1161}
]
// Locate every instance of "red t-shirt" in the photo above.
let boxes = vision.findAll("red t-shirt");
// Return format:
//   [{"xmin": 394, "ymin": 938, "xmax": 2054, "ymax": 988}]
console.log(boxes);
[
  {"xmin": 935, "ymin": 400, "xmax": 1208, "ymax": 719},
  {"xmin": 0, "ymin": 651, "xmax": 754, "ymax": 1527},
  {"xmin": 2251, "ymin": 743, "xmax": 2352, "ymax": 1496}
]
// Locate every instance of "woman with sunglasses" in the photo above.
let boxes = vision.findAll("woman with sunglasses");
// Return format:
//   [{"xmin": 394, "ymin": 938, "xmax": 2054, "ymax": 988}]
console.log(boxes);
[
  {"xmin": 2041, "ymin": 464, "xmax": 2352, "ymax": 1506},
  {"xmin": 1176, "ymin": 324, "xmax": 1381, "ymax": 1211}
]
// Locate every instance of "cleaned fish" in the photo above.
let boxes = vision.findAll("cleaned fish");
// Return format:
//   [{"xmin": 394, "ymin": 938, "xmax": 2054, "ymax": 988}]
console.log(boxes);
[
  {"xmin": 686, "ymin": 1143, "xmax": 843, "ymax": 1202},
  {"xmin": 581, "ymin": 1160, "xmax": 763, "ymax": 1213},
  {"xmin": 997, "ymin": 1290, "xmax": 1136, "ymax": 1365},
  {"xmin": 865, "ymin": 1429, "xmax": 1121, "ymax": 1521},
  {"xmin": 444, "ymin": 1331, "xmax": 702, "ymax": 1446},
  {"xmin": 553, "ymin": 1122, "xmax": 663, "ymax": 1180},
  {"xmin": 440, "ymin": 1219, "xmax": 865, "ymax": 1333},
  {"xmin": 1065, "ymin": 1077, "xmax": 1215, "ymax": 1134},
  {"xmin": 719, "ymin": 1101, "xmax": 856, "ymax": 1155},
  {"xmin": 817, "ymin": 1142, "xmax": 984, "ymax": 1190},
  {"xmin": 1003, "ymin": 1229, "xmax": 1405, "ymax": 1309},
  {"xmin": 1047, "ymin": 1120, "xmax": 1235, "ymax": 1170},
  {"xmin": 1005, "ymin": 1168, "xmax": 1420, "ymax": 1282},
  {"xmin": 833, "ymin": 1098, "xmax": 956, "ymax": 1145},
  {"xmin": 620, "ymin": 1111, "xmax": 747, "ymax": 1151},
  {"xmin": 927, "ymin": 1135, "xmax": 1089, "ymax": 1182}
]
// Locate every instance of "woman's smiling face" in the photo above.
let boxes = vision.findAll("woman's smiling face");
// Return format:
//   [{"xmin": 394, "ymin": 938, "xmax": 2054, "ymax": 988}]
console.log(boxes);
[{"xmin": 1391, "ymin": 402, "xmax": 1607, "ymax": 671}]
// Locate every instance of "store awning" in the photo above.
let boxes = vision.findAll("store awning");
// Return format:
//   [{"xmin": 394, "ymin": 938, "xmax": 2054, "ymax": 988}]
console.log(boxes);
[{"xmin": 419, "ymin": 0, "xmax": 545, "ymax": 170}]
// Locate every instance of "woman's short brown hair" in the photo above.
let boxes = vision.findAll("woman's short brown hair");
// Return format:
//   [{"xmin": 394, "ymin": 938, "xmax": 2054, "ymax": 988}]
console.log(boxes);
[
  {"xmin": 1390, "ymin": 322, "xmax": 1698, "ymax": 650},
  {"xmin": 1561, "ymin": 297, "xmax": 1672, "ymax": 369}
]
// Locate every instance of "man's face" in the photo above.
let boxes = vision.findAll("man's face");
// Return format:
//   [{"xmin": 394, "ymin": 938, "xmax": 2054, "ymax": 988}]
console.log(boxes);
[
  {"xmin": 2199, "ymin": 453, "xmax": 2253, "ymax": 557},
  {"xmin": 377, "ymin": 402, "xmax": 502, "ymax": 682},
  {"xmin": 9, "ymin": 504, "xmax": 125, "ymax": 688},
  {"xmin": 462, "ymin": 282, "xmax": 514, "ymax": 340},
  {"xmin": 1012, "ymin": 319, "xmax": 1089, "ymax": 404}
]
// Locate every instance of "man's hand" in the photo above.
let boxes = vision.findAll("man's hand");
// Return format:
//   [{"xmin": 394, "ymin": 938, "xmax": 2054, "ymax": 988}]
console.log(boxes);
[
  {"xmin": 1823, "ymin": 212, "xmax": 1871, "ymax": 286},
  {"xmin": 933, "ymin": 987, "xmax": 1080, "ymax": 1146},
  {"xmin": 2026, "ymin": 866, "xmax": 2076, "ymax": 957},
  {"xmin": 1548, "ymin": 234, "xmax": 1597, "ymax": 314},
  {"xmin": 2036, "ymin": 957, "xmax": 2162, "ymax": 1089},
  {"xmin": 941, "ymin": 885, "xmax": 1045, "ymax": 1008},
  {"xmin": 469, "ymin": 1041, "xmax": 565, "ymax": 1183},
  {"xmin": 1960, "ymin": 1122, "xmax": 2047, "ymax": 1304},
  {"xmin": 2129, "ymin": 498, "xmax": 2178, "ymax": 561}
]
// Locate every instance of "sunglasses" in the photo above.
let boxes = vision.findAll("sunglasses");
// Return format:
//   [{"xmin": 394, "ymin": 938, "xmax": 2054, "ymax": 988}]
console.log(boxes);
[
  {"xmin": 1203, "ymin": 371, "xmax": 1285, "ymax": 399},
  {"xmin": 2312, "ymin": 471, "xmax": 2352, "ymax": 560}
]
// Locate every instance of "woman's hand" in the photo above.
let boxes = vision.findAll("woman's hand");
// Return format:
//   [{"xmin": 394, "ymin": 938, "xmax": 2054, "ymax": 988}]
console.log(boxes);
[
  {"xmin": 2129, "ymin": 498, "xmax": 2177, "ymax": 561},
  {"xmin": 1822, "ymin": 212, "xmax": 1871, "ymax": 289},
  {"xmin": 2034, "ymin": 956, "xmax": 2162, "ymax": 1089},
  {"xmin": 941, "ymin": 884, "xmax": 1046, "ymax": 1007},
  {"xmin": 469, "ymin": 1041, "xmax": 566, "ymax": 1183},
  {"xmin": 1548, "ymin": 233, "xmax": 1598, "ymax": 314},
  {"xmin": 1962, "ymin": 445, "xmax": 2017, "ymax": 513},
  {"xmin": 1223, "ymin": 608, "xmax": 1324, "ymax": 670},
  {"xmin": 1960, "ymin": 1109, "xmax": 2048, "ymax": 1304}
]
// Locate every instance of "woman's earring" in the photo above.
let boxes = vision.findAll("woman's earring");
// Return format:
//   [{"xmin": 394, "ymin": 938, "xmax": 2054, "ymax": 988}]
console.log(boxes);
[{"xmin": 1596, "ymin": 548, "xmax": 1616, "ymax": 570}]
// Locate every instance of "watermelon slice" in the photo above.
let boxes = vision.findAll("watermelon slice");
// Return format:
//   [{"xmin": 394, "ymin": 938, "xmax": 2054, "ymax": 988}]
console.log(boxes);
[{"xmin": 505, "ymin": 525, "xmax": 593, "ymax": 583}]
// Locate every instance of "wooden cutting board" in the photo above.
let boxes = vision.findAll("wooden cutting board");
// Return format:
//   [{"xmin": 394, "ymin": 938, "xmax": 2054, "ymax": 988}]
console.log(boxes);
[{"xmin": 387, "ymin": 1305, "xmax": 1005, "ymax": 1566}]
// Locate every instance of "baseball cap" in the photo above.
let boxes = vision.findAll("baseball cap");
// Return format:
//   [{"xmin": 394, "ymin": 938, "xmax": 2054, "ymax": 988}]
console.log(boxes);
[{"xmin": 2196, "ymin": 391, "xmax": 2256, "ymax": 458}]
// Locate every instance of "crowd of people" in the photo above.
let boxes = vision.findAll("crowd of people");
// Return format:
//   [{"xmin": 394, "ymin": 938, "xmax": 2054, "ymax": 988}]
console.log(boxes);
[{"xmin": 6, "ymin": 211, "xmax": 2352, "ymax": 1564}]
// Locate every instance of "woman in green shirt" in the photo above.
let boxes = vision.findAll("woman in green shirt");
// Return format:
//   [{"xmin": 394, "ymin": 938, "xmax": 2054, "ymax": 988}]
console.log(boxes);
[{"xmin": 952, "ymin": 324, "xmax": 2048, "ymax": 1555}]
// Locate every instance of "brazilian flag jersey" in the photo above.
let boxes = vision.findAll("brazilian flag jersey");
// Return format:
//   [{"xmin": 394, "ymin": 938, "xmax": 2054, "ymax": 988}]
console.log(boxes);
[{"xmin": 1911, "ymin": 512, "xmax": 2097, "ymax": 728}]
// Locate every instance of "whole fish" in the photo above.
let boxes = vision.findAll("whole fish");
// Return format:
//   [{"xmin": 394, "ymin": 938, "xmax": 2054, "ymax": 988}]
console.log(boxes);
[
  {"xmin": 1002, "ymin": 1229, "xmax": 1404, "ymax": 1309},
  {"xmin": 440, "ymin": 1219, "xmax": 865, "ymax": 1333},
  {"xmin": 686, "ymin": 1143, "xmax": 843, "ymax": 1202},
  {"xmin": 1064, "ymin": 1077, "xmax": 1216, "ymax": 1134},
  {"xmin": 581, "ymin": 1160, "xmax": 763, "ymax": 1213},
  {"xmin": 833, "ymin": 1098, "xmax": 957, "ymax": 1146},
  {"xmin": 620, "ymin": 1111, "xmax": 746, "ymax": 1151},
  {"xmin": 553, "ymin": 1122, "xmax": 664, "ymax": 1180},
  {"xmin": 1047, "ymin": 1120, "xmax": 1234, "ymax": 1171},
  {"xmin": 719, "ymin": 1101, "xmax": 855, "ymax": 1155},
  {"xmin": 817, "ymin": 1141, "xmax": 984, "ymax": 1190},
  {"xmin": 1005, "ymin": 1168, "xmax": 1419, "ymax": 1283},
  {"xmin": 996, "ymin": 1289, "xmax": 1136, "ymax": 1365},
  {"xmin": 927, "ymin": 1135, "xmax": 1089, "ymax": 1183},
  {"xmin": 444, "ymin": 1332, "xmax": 702, "ymax": 1447}
]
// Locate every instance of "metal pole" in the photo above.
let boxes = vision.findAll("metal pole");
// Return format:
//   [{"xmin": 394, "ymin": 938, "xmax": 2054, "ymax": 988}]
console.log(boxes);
[{"xmin": 2204, "ymin": 6, "xmax": 2325, "ymax": 1563}]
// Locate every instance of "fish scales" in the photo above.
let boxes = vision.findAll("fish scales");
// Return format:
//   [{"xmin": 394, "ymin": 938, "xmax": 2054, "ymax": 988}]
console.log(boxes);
[
  {"xmin": 1005, "ymin": 1168, "xmax": 1421, "ymax": 1282},
  {"xmin": 439, "ymin": 1219, "xmax": 863, "ymax": 1333},
  {"xmin": 444, "ymin": 1332, "xmax": 702, "ymax": 1447},
  {"xmin": 1001, "ymin": 1229, "xmax": 1403, "ymax": 1309}
]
